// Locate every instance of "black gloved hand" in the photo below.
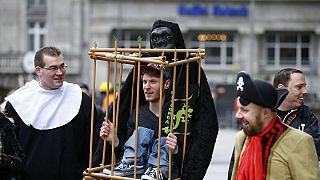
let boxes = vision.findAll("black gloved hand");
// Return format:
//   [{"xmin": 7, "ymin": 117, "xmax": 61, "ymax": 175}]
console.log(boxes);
[{"xmin": 0, "ymin": 153, "xmax": 13, "ymax": 168}]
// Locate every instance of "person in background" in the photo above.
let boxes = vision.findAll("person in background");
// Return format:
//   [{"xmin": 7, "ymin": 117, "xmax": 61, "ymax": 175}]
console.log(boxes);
[
  {"xmin": 0, "ymin": 111, "xmax": 25, "ymax": 180},
  {"xmin": 80, "ymin": 83, "xmax": 91, "ymax": 97},
  {"xmin": 0, "ymin": 90, "xmax": 15, "ymax": 112},
  {"xmin": 4, "ymin": 46, "xmax": 100, "ymax": 180},
  {"xmin": 98, "ymin": 82, "xmax": 114, "ymax": 112},
  {"xmin": 273, "ymin": 68, "xmax": 320, "ymax": 159},
  {"xmin": 230, "ymin": 71, "xmax": 319, "ymax": 180},
  {"xmin": 79, "ymin": 82, "xmax": 105, "ymax": 154}
]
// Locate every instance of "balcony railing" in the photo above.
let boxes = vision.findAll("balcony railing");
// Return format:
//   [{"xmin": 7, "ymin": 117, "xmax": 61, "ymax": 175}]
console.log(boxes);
[{"xmin": 0, "ymin": 53, "xmax": 23, "ymax": 73}]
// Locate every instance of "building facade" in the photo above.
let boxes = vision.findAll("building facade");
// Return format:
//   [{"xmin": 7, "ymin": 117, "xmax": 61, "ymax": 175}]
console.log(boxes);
[{"xmin": 1, "ymin": 0, "xmax": 320, "ymax": 123}]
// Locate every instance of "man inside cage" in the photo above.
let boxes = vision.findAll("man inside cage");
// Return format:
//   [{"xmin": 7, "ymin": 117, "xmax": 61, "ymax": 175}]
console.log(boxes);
[
  {"xmin": 101, "ymin": 63, "xmax": 179, "ymax": 179},
  {"xmin": 93, "ymin": 20, "xmax": 219, "ymax": 180}
]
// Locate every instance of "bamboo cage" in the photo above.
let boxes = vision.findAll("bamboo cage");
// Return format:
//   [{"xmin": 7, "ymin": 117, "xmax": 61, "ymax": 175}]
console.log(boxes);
[{"xmin": 83, "ymin": 41, "xmax": 206, "ymax": 180}]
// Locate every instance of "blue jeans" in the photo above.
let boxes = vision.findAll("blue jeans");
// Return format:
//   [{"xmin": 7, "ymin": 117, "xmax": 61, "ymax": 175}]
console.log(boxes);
[{"xmin": 122, "ymin": 127, "xmax": 178, "ymax": 178}]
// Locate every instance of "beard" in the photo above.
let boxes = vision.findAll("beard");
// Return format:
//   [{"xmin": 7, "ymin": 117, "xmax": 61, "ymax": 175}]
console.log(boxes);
[
  {"xmin": 243, "ymin": 127, "xmax": 259, "ymax": 136},
  {"xmin": 242, "ymin": 116, "xmax": 264, "ymax": 136}
]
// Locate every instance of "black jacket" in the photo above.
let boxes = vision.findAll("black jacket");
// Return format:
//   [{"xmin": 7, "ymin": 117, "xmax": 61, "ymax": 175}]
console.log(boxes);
[
  {"xmin": 5, "ymin": 93, "xmax": 100, "ymax": 180},
  {"xmin": 278, "ymin": 104, "xmax": 320, "ymax": 159},
  {"xmin": 0, "ymin": 113, "xmax": 25, "ymax": 180}
]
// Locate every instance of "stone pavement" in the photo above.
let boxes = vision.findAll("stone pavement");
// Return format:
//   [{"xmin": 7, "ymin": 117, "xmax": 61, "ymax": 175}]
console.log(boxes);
[{"xmin": 203, "ymin": 128, "xmax": 238, "ymax": 180}]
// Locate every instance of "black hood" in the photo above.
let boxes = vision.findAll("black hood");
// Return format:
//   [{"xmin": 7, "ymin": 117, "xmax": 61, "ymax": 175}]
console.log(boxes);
[{"xmin": 151, "ymin": 20, "xmax": 186, "ymax": 49}]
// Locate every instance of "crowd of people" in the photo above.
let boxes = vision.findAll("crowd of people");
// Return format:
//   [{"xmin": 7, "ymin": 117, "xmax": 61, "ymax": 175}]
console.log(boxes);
[{"xmin": 0, "ymin": 19, "xmax": 319, "ymax": 180}]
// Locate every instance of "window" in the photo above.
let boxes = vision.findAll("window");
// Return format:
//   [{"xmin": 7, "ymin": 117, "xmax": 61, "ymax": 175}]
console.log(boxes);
[
  {"xmin": 111, "ymin": 29, "xmax": 150, "ymax": 49},
  {"xmin": 27, "ymin": 21, "xmax": 47, "ymax": 51},
  {"xmin": 265, "ymin": 32, "xmax": 312, "ymax": 66},
  {"xmin": 27, "ymin": 0, "xmax": 47, "ymax": 9},
  {"xmin": 188, "ymin": 31, "xmax": 237, "ymax": 66}
]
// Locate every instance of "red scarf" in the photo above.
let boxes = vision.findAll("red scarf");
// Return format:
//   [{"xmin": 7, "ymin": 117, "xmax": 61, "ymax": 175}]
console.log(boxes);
[{"xmin": 236, "ymin": 117, "xmax": 286, "ymax": 180}]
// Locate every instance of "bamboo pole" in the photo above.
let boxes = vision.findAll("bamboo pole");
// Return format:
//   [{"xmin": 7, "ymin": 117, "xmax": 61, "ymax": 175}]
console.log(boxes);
[
  {"xmin": 98, "ymin": 52, "xmax": 166, "ymax": 61},
  {"xmin": 132, "ymin": 41, "xmax": 143, "ymax": 179},
  {"xmin": 101, "ymin": 61, "xmax": 111, "ymax": 166},
  {"xmin": 84, "ymin": 170, "xmax": 183, "ymax": 180},
  {"xmin": 133, "ymin": 62, "xmax": 141, "ymax": 179},
  {"xmin": 88, "ymin": 42, "xmax": 98, "ymax": 170},
  {"xmin": 127, "ymin": 53, "xmax": 166, "ymax": 60},
  {"xmin": 89, "ymin": 52, "xmax": 169, "ymax": 65},
  {"xmin": 85, "ymin": 165, "xmax": 106, "ymax": 173},
  {"xmin": 89, "ymin": 48, "xmax": 205, "ymax": 53},
  {"xmin": 189, "ymin": 52, "xmax": 206, "ymax": 57},
  {"xmin": 115, "ymin": 63, "xmax": 123, "ymax": 130},
  {"xmin": 89, "ymin": 52, "xmax": 166, "ymax": 61},
  {"xmin": 167, "ymin": 56, "xmax": 202, "ymax": 67},
  {"xmin": 89, "ymin": 54, "xmax": 205, "ymax": 66},
  {"xmin": 156, "ymin": 65, "xmax": 164, "ymax": 180},
  {"xmin": 83, "ymin": 176, "xmax": 96, "ymax": 180},
  {"xmin": 168, "ymin": 50, "xmax": 178, "ymax": 180},
  {"xmin": 110, "ymin": 40, "xmax": 119, "ymax": 176},
  {"xmin": 181, "ymin": 61, "xmax": 190, "ymax": 173},
  {"xmin": 181, "ymin": 52, "xmax": 189, "ymax": 171},
  {"xmin": 90, "ymin": 56, "xmax": 136, "ymax": 65},
  {"xmin": 198, "ymin": 60, "xmax": 201, "ymax": 96},
  {"xmin": 130, "ymin": 65, "xmax": 136, "ymax": 113},
  {"xmin": 84, "ymin": 172, "xmax": 139, "ymax": 180}
]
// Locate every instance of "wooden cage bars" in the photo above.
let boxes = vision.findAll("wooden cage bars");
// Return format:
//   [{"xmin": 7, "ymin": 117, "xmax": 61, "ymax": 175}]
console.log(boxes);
[{"xmin": 83, "ymin": 41, "xmax": 206, "ymax": 180}]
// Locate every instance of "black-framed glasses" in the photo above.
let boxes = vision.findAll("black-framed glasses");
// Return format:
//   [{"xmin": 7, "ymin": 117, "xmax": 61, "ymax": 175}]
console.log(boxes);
[{"xmin": 40, "ymin": 64, "xmax": 67, "ymax": 72}]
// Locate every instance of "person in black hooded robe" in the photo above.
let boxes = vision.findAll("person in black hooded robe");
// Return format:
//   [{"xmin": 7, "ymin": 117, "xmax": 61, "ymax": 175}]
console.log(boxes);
[
  {"xmin": 0, "ymin": 111, "xmax": 25, "ymax": 180},
  {"xmin": 93, "ymin": 20, "xmax": 219, "ymax": 180}
]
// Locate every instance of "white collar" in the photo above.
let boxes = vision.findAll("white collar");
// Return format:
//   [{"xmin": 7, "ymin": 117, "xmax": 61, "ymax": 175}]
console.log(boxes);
[{"xmin": 5, "ymin": 80, "xmax": 82, "ymax": 130}]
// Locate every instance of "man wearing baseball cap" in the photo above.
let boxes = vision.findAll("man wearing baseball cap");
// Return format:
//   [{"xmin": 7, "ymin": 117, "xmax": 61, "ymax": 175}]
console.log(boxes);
[
  {"xmin": 100, "ymin": 63, "xmax": 179, "ymax": 179},
  {"xmin": 94, "ymin": 20, "xmax": 219, "ymax": 180},
  {"xmin": 230, "ymin": 71, "xmax": 320, "ymax": 180}
]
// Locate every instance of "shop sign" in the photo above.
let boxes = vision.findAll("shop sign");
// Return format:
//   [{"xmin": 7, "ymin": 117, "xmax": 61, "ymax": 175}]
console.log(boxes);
[{"xmin": 178, "ymin": 4, "xmax": 248, "ymax": 17}]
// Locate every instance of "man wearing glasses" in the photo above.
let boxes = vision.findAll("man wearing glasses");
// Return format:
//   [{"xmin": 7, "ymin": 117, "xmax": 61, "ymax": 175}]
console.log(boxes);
[{"xmin": 4, "ymin": 46, "xmax": 99, "ymax": 180}]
